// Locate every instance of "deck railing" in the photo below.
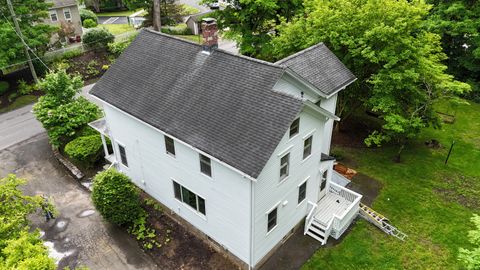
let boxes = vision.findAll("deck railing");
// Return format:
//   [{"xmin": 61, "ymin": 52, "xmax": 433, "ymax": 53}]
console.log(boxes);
[
  {"xmin": 304, "ymin": 201, "xmax": 318, "ymax": 234},
  {"xmin": 326, "ymin": 182, "xmax": 363, "ymax": 235}
]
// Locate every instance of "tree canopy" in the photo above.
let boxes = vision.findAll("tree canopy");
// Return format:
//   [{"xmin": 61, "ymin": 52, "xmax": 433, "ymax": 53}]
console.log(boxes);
[
  {"xmin": 0, "ymin": 0, "xmax": 56, "ymax": 70},
  {"xmin": 270, "ymin": 0, "xmax": 470, "ymax": 159},
  {"xmin": 459, "ymin": 214, "xmax": 480, "ymax": 270}
]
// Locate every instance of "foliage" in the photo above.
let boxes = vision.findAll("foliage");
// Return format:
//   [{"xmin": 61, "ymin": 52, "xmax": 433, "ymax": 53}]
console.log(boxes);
[
  {"xmin": 0, "ymin": 81, "xmax": 9, "ymax": 95},
  {"xmin": 271, "ymin": 0, "xmax": 471, "ymax": 159},
  {"xmin": 86, "ymin": 60, "xmax": 100, "ymax": 76},
  {"xmin": 0, "ymin": 0, "xmax": 56, "ymax": 69},
  {"xmin": 18, "ymin": 80, "xmax": 37, "ymax": 95},
  {"xmin": 128, "ymin": 211, "xmax": 160, "ymax": 250},
  {"xmin": 82, "ymin": 28, "xmax": 115, "ymax": 51},
  {"xmin": 92, "ymin": 169, "xmax": 142, "ymax": 226},
  {"xmin": 57, "ymin": 21, "xmax": 76, "ymax": 42},
  {"xmin": 0, "ymin": 175, "xmax": 55, "ymax": 270},
  {"xmin": 459, "ymin": 214, "xmax": 480, "ymax": 270},
  {"xmin": 180, "ymin": 4, "xmax": 199, "ymax": 15},
  {"xmin": 107, "ymin": 35, "xmax": 136, "ymax": 57},
  {"xmin": 33, "ymin": 96, "xmax": 101, "ymax": 147},
  {"xmin": 161, "ymin": 24, "xmax": 192, "ymax": 35},
  {"xmin": 144, "ymin": 198, "xmax": 162, "ymax": 212},
  {"xmin": 427, "ymin": 1, "xmax": 480, "ymax": 102},
  {"xmin": 64, "ymin": 135, "xmax": 104, "ymax": 167},
  {"xmin": 202, "ymin": 0, "xmax": 303, "ymax": 58},
  {"xmin": 8, "ymin": 92, "xmax": 17, "ymax": 102},
  {"xmin": 0, "ymin": 95, "xmax": 38, "ymax": 113},
  {"xmin": 126, "ymin": 0, "xmax": 192, "ymax": 26},
  {"xmin": 62, "ymin": 49, "xmax": 84, "ymax": 60},
  {"xmin": 79, "ymin": 8, "xmax": 98, "ymax": 24},
  {"xmin": 83, "ymin": 18, "xmax": 98, "ymax": 28},
  {"xmin": 36, "ymin": 69, "xmax": 83, "ymax": 103}
]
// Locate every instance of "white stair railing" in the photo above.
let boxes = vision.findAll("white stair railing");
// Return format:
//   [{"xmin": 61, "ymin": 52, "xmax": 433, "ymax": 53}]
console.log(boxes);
[{"xmin": 304, "ymin": 201, "xmax": 318, "ymax": 234}]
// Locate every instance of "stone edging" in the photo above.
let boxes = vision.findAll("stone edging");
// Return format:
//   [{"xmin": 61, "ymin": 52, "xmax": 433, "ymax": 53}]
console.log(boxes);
[{"xmin": 52, "ymin": 147, "xmax": 85, "ymax": 180}]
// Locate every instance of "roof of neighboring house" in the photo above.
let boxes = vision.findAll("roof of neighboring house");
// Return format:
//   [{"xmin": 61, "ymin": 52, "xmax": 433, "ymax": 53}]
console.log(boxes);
[
  {"xmin": 276, "ymin": 43, "xmax": 356, "ymax": 96},
  {"xmin": 186, "ymin": 11, "xmax": 214, "ymax": 24},
  {"xmin": 49, "ymin": 0, "xmax": 77, "ymax": 9},
  {"xmin": 90, "ymin": 29, "xmax": 354, "ymax": 179}
]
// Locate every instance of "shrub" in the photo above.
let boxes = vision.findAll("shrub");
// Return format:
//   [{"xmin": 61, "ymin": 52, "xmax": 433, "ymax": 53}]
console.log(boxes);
[
  {"xmin": 107, "ymin": 41, "xmax": 130, "ymax": 57},
  {"xmin": 7, "ymin": 92, "xmax": 18, "ymax": 102},
  {"xmin": 83, "ymin": 28, "xmax": 115, "ymax": 51},
  {"xmin": 0, "ymin": 81, "xmax": 9, "ymax": 95},
  {"xmin": 62, "ymin": 49, "xmax": 83, "ymax": 59},
  {"xmin": 86, "ymin": 60, "xmax": 100, "ymax": 76},
  {"xmin": 92, "ymin": 169, "xmax": 142, "ymax": 226},
  {"xmin": 83, "ymin": 18, "xmax": 97, "ymax": 28},
  {"xmin": 64, "ymin": 135, "xmax": 103, "ymax": 167},
  {"xmin": 18, "ymin": 80, "xmax": 37, "ymax": 95},
  {"xmin": 79, "ymin": 9, "xmax": 98, "ymax": 24},
  {"xmin": 161, "ymin": 24, "xmax": 192, "ymax": 35}
]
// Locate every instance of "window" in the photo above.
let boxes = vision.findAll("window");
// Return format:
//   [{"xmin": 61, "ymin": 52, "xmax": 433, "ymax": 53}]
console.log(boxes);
[
  {"xmin": 200, "ymin": 154, "xmax": 211, "ymax": 177},
  {"xmin": 280, "ymin": 153, "xmax": 289, "ymax": 180},
  {"xmin": 267, "ymin": 208, "xmax": 277, "ymax": 232},
  {"xmin": 298, "ymin": 181, "xmax": 307, "ymax": 204},
  {"xmin": 303, "ymin": 136, "xmax": 313, "ymax": 160},
  {"xmin": 49, "ymin": 10, "xmax": 58, "ymax": 22},
  {"xmin": 320, "ymin": 171, "xmax": 327, "ymax": 191},
  {"xmin": 289, "ymin": 118, "xmax": 300, "ymax": 138},
  {"xmin": 172, "ymin": 181, "xmax": 206, "ymax": 215},
  {"xmin": 165, "ymin": 136, "xmax": 175, "ymax": 156},
  {"xmin": 63, "ymin": 8, "xmax": 71, "ymax": 21},
  {"xmin": 118, "ymin": 144, "xmax": 128, "ymax": 167}
]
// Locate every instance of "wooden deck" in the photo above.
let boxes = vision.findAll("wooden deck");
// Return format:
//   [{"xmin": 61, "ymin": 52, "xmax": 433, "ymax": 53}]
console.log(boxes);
[{"xmin": 314, "ymin": 192, "xmax": 352, "ymax": 225}]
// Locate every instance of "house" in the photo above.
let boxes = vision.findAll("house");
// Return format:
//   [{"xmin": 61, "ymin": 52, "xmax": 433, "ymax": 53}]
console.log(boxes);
[
  {"xmin": 45, "ymin": 0, "xmax": 83, "ymax": 44},
  {"xmin": 185, "ymin": 11, "xmax": 213, "ymax": 35},
  {"xmin": 89, "ymin": 18, "xmax": 362, "ymax": 269}
]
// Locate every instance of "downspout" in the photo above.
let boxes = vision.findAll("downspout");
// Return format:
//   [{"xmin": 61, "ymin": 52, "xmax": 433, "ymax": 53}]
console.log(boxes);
[{"xmin": 249, "ymin": 178, "xmax": 255, "ymax": 270}]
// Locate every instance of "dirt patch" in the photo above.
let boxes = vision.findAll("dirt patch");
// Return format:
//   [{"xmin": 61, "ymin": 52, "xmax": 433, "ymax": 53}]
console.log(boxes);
[
  {"xmin": 139, "ymin": 193, "xmax": 239, "ymax": 270},
  {"xmin": 66, "ymin": 50, "xmax": 111, "ymax": 82},
  {"xmin": 348, "ymin": 173, "xmax": 383, "ymax": 206},
  {"xmin": 434, "ymin": 175, "xmax": 480, "ymax": 210}
]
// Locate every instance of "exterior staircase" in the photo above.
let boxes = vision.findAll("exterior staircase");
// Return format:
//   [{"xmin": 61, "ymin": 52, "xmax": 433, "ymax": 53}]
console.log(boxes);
[
  {"xmin": 305, "ymin": 218, "xmax": 329, "ymax": 245},
  {"xmin": 359, "ymin": 203, "xmax": 407, "ymax": 241}
]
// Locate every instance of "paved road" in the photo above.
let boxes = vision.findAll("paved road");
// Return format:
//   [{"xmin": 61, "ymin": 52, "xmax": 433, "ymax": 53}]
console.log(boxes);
[
  {"xmin": 0, "ymin": 134, "xmax": 158, "ymax": 270},
  {"xmin": 0, "ymin": 84, "xmax": 97, "ymax": 151}
]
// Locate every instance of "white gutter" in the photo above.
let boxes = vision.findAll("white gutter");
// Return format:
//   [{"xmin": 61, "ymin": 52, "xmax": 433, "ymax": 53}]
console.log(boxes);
[{"xmin": 90, "ymin": 94, "xmax": 258, "ymax": 182}]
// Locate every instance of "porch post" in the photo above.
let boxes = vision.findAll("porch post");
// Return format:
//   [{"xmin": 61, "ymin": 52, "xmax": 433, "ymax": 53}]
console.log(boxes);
[{"xmin": 100, "ymin": 134, "xmax": 109, "ymax": 157}]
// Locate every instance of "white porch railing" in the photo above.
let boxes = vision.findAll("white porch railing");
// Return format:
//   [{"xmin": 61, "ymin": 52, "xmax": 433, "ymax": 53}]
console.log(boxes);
[
  {"xmin": 304, "ymin": 201, "xmax": 318, "ymax": 234},
  {"xmin": 326, "ymin": 182, "xmax": 362, "ymax": 236}
]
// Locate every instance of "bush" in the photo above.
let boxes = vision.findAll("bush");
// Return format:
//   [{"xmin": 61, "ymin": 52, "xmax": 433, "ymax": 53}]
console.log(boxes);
[
  {"xmin": 83, "ymin": 18, "xmax": 97, "ymax": 28},
  {"xmin": 92, "ymin": 169, "xmax": 142, "ymax": 226},
  {"xmin": 107, "ymin": 41, "xmax": 130, "ymax": 57},
  {"xmin": 161, "ymin": 24, "xmax": 192, "ymax": 35},
  {"xmin": 8, "ymin": 92, "xmax": 17, "ymax": 102},
  {"xmin": 83, "ymin": 28, "xmax": 115, "ymax": 51},
  {"xmin": 18, "ymin": 80, "xmax": 37, "ymax": 95},
  {"xmin": 64, "ymin": 135, "xmax": 103, "ymax": 167},
  {"xmin": 0, "ymin": 81, "xmax": 9, "ymax": 95},
  {"xmin": 79, "ymin": 9, "xmax": 98, "ymax": 24},
  {"xmin": 62, "ymin": 49, "xmax": 83, "ymax": 60}
]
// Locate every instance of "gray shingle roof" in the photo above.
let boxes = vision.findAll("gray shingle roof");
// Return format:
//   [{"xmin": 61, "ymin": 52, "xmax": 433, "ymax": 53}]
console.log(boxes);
[
  {"xmin": 48, "ymin": 0, "xmax": 77, "ymax": 8},
  {"xmin": 91, "ymin": 29, "xmax": 304, "ymax": 178},
  {"xmin": 276, "ymin": 43, "xmax": 356, "ymax": 96}
]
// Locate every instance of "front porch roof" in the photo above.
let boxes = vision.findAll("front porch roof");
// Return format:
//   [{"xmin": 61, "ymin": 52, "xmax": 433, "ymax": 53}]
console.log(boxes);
[{"xmin": 88, "ymin": 118, "xmax": 109, "ymax": 136}]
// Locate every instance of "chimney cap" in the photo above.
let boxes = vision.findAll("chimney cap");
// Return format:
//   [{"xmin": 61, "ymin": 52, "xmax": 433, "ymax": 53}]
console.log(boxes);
[{"xmin": 202, "ymin": 17, "xmax": 217, "ymax": 24}]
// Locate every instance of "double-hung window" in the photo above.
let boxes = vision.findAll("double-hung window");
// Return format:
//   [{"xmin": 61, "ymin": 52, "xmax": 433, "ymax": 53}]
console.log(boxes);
[
  {"xmin": 200, "ymin": 154, "xmax": 211, "ymax": 177},
  {"xmin": 289, "ymin": 118, "xmax": 300, "ymax": 138},
  {"xmin": 280, "ymin": 153, "xmax": 290, "ymax": 180},
  {"xmin": 165, "ymin": 136, "xmax": 175, "ymax": 156},
  {"xmin": 173, "ymin": 181, "xmax": 206, "ymax": 215},
  {"xmin": 49, "ymin": 10, "xmax": 58, "ymax": 22},
  {"xmin": 298, "ymin": 181, "xmax": 307, "ymax": 204},
  {"xmin": 267, "ymin": 208, "xmax": 277, "ymax": 232},
  {"xmin": 118, "ymin": 144, "xmax": 128, "ymax": 167},
  {"xmin": 63, "ymin": 8, "xmax": 71, "ymax": 21},
  {"xmin": 303, "ymin": 135, "xmax": 313, "ymax": 160}
]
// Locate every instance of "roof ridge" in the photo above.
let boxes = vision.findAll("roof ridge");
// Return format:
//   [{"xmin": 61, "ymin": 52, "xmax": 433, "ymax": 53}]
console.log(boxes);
[
  {"xmin": 144, "ymin": 28, "xmax": 204, "ymax": 47},
  {"xmin": 275, "ymin": 42, "xmax": 325, "ymax": 65}
]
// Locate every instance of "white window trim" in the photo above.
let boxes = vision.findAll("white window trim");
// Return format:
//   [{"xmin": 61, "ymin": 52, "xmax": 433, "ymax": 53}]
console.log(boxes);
[
  {"xmin": 302, "ymin": 135, "xmax": 313, "ymax": 161},
  {"xmin": 297, "ymin": 176, "xmax": 309, "ymax": 206},
  {"xmin": 116, "ymin": 141, "xmax": 128, "ymax": 168},
  {"xmin": 49, "ymin": 10, "xmax": 58, "ymax": 22},
  {"xmin": 172, "ymin": 179, "xmax": 207, "ymax": 218},
  {"xmin": 289, "ymin": 118, "xmax": 300, "ymax": 139},
  {"xmin": 63, "ymin": 8, "xmax": 71, "ymax": 21},
  {"xmin": 279, "ymin": 152, "xmax": 290, "ymax": 182},
  {"xmin": 199, "ymin": 154, "xmax": 212, "ymax": 177},
  {"xmin": 164, "ymin": 136, "xmax": 176, "ymax": 158},
  {"xmin": 302, "ymin": 129, "xmax": 316, "ymax": 140},
  {"xmin": 277, "ymin": 145, "xmax": 293, "ymax": 157},
  {"xmin": 265, "ymin": 202, "xmax": 280, "ymax": 235}
]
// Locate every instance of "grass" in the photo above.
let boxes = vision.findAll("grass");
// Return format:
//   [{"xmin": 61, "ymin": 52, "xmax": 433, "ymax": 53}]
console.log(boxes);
[
  {"xmin": 101, "ymin": 24, "xmax": 135, "ymax": 35},
  {"xmin": 303, "ymin": 100, "xmax": 480, "ymax": 269},
  {"xmin": 180, "ymin": 4, "xmax": 200, "ymax": 15},
  {"xmin": 174, "ymin": 35, "xmax": 202, "ymax": 43},
  {"xmin": 95, "ymin": 9, "xmax": 143, "ymax": 17},
  {"xmin": 0, "ymin": 95, "xmax": 38, "ymax": 113}
]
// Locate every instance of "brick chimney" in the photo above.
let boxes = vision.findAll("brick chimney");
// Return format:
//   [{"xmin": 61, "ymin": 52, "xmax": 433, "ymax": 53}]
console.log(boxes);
[{"xmin": 201, "ymin": 18, "xmax": 218, "ymax": 53}]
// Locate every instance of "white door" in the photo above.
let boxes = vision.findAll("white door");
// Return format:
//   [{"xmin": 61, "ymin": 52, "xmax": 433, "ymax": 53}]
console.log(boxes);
[{"xmin": 318, "ymin": 170, "xmax": 328, "ymax": 201}]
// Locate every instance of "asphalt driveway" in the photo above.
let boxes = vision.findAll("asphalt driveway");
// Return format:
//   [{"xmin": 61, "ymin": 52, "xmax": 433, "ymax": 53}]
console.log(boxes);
[{"xmin": 0, "ymin": 133, "xmax": 158, "ymax": 270}]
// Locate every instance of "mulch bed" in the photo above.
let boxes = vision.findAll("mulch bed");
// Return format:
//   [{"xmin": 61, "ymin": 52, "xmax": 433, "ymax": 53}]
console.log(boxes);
[
  {"xmin": 66, "ymin": 50, "xmax": 111, "ymax": 83},
  {"xmin": 140, "ymin": 193, "xmax": 240, "ymax": 270}
]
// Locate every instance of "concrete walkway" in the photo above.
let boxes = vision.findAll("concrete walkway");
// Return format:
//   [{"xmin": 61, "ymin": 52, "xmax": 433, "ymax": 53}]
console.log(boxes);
[{"xmin": 0, "ymin": 134, "xmax": 158, "ymax": 270}]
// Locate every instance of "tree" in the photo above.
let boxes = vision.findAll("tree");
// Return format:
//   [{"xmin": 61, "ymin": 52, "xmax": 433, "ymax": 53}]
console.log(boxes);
[
  {"xmin": 0, "ymin": 0, "xmax": 56, "ymax": 69},
  {"xmin": 37, "ymin": 69, "xmax": 83, "ymax": 103},
  {"xmin": 92, "ymin": 169, "xmax": 142, "ymax": 226},
  {"xmin": 202, "ymin": 0, "xmax": 303, "ymax": 59},
  {"xmin": 79, "ymin": 9, "xmax": 98, "ymax": 24},
  {"xmin": 271, "ymin": 0, "xmax": 470, "ymax": 161},
  {"xmin": 0, "ymin": 174, "xmax": 55, "ymax": 270},
  {"xmin": 459, "ymin": 214, "xmax": 480, "ymax": 270},
  {"xmin": 57, "ymin": 21, "xmax": 76, "ymax": 43},
  {"xmin": 427, "ymin": 1, "xmax": 480, "ymax": 102}
]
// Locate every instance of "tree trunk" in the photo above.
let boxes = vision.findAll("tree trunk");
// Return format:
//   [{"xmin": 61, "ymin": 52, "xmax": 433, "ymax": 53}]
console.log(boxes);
[
  {"xmin": 153, "ymin": 0, "xmax": 161, "ymax": 31},
  {"xmin": 394, "ymin": 143, "xmax": 405, "ymax": 163},
  {"xmin": 92, "ymin": 0, "xmax": 100, "ymax": 13}
]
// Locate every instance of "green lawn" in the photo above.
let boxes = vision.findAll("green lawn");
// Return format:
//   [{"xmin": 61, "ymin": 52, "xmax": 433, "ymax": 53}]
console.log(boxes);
[
  {"xmin": 174, "ymin": 35, "xmax": 202, "ymax": 44},
  {"xmin": 180, "ymin": 4, "xmax": 200, "ymax": 15},
  {"xmin": 96, "ymin": 9, "xmax": 143, "ymax": 17},
  {"xmin": 101, "ymin": 24, "xmax": 135, "ymax": 35},
  {"xmin": 303, "ymin": 100, "xmax": 480, "ymax": 269},
  {"xmin": 0, "ymin": 95, "xmax": 38, "ymax": 113}
]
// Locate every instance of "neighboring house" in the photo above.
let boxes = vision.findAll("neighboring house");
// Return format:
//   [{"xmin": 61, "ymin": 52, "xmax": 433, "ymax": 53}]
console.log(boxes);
[
  {"xmin": 89, "ymin": 19, "xmax": 362, "ymax": 269},
  {"xmin": 185, "ymin": 11, "xmax": 213, "ymax": 35},
  {"xmin": 45, "ymin": 0, "xmax": 83, "ymax": 44}
]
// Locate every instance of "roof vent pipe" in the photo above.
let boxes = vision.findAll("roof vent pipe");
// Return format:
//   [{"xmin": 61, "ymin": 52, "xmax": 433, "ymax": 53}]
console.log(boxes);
[{"xmin": 201, "ymin": 18, "xmax": 218, "ymax": 54}]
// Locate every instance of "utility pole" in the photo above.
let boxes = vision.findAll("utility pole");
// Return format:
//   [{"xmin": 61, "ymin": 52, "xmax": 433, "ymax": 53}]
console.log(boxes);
[
  {"xmin": 153, "ymin": 0, "xmax": 161, "ymax": 32},
  {"xmin": 6, "ymin": 0, "xmax": 38, "ymax": 83}
]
